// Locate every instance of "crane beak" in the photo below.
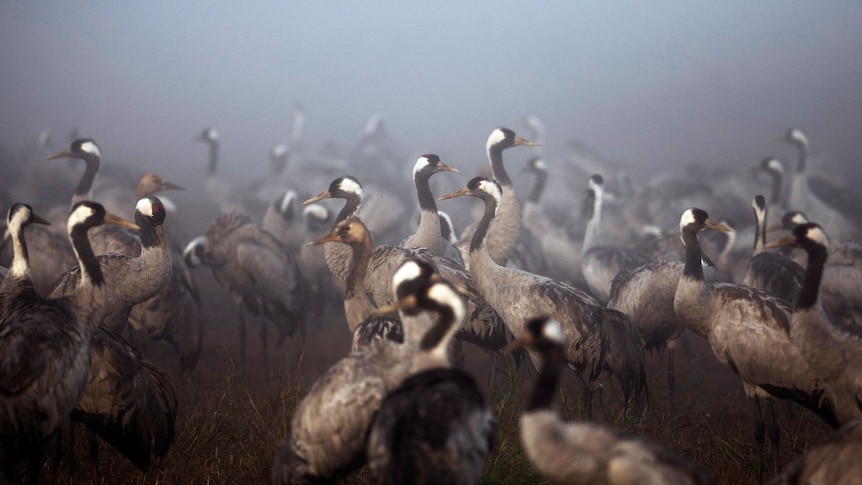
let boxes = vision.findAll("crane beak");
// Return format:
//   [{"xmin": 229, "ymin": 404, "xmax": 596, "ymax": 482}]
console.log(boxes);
[
  {"xmin": 46, "ymin": 149, "xmax": 73, "ymax": 160},
  {"xmin": 765, "ymin": 233, "xmax": 797, "ymax": 250},
  {"xmin": 513, "ymin": 136, "xmax": 541, "ymax": 147},
  {"xmin": 104, "ymin": 213, "xmax": 139, "ymax": 231},
  {"xmin": 705, "ymin": 219, "xmax": 733, "ymax": 232},
  {"xmin": 368, "ymin": 295, "xmax": 419, "ymax": 318},
  {"xmin": 32, "ymin": 214, "xmax": 51, "ymax": 226},
  {"xmin": 161, "ymin": 180, "xmax": 185, "ymax": 191},
  {"xmin": 303, "ymin": 190, "xmax": 331, "ymax": 205},
  {"xmin": 438, "ymin": 187, "xmax": 471, "ymax": 201},
  {"xmin": 307, "ymin": 231, "xmax": 340, "ymax": 246},
  {"xmin": 437, "ymin": 162, "xmax": 459, "ymax": 174}
]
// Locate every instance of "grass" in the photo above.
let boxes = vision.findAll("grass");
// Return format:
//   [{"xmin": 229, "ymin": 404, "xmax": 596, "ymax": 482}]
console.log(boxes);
[{"xmin": 10, "ymin": 290, "xmax": 834, "ymax": 484}]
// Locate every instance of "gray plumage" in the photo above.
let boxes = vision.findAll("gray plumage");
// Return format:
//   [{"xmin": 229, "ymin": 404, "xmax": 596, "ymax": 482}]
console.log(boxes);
[
  {"xmin": 457, "ymin": 127, "xmax": 539, "ymax": 266},
  {"xmin": 779, "ymin": 128, "xmax": 862, "ymax": 242},
  {"xmin": 367, "ymin": 276, "xmax": 494, "ymax": 485},
  {"xmin": 96, "ymin": 173, "xmax": 201, "ymax": 373},
  {"xmin": 41, "ymin": 199, "xmax": 178, "ymax": 470},
  {"xmin": 521, "ymin": 156, "xmax": 553, "ymax": 237},
  {"xmin": 0, "ymin": 222, "xmax": 77, "ymax": 296},
  {"xmin": 121, "ymin": 172, "xmax": 201, "ymax": 366},
  {"xmin": 438, "ymin": 211, "xmax": 457, "ymax": 245},
  {"xmin": 608, "ymin": 260, "xmax": 688, "ymax": 411},
  {"xmin": 89, "ymin": 172, "xmax": 185, "ymax": 256},
  {"xmin": 48, "ymin": 196, "xmax": 172, "ymax": 332},
  {"xmin": 262, "ymin": 189, "xmax": 305, "ymax": 255},
  {"xmin": 777, "ymin": 211, "xmax": 862, "ymax": 326},
  {"xmin": 305, "ymin": 176, "xmax": 516, "ymax": 358},
  {"xmin": 194, "ymin": 127, "xmax": 265, "ymax": 216},
  {"xmin": 741, "ymin": 195, "xmax": 804, "ymax": 303},
  {"xmin": 127, "ymin": 264, "xmax": 204, "ymax": 373},
  {"xmin": 271, "ymin": 347, "xmax": 393, "ymax": 484},
  {"xmin": 71, "ymin": 325, "xmax": 178, "ymax": 470},
  {"xmin": 0, "ymin": 139, "xmax": 104, "ymax": 295},
  {"xmin": 521, "ymin": 156, "xmax": 582, "ymax": 283},
  {"xmin": 296, "ymin": 203, "xmax": 336, "ymax": 306},
  {"xmin": 440, "ymin": 177, "xmax": 647, "ymax": 407},
  {"xmin": 820, "ymin": 264, "xmax": 862, "ymax": 327},
  {"xmin": 190, "ymin": 210, "xmax": 305, "ymax": 343},
  {"xmin": 674, "ymin": 208, "xmax": 839, "ymax": 480},
  {"xmin": 755, "ymin": 157, "xmax": 786, "ymax": 209},
  {"xmin": 0, "ymin": 201, "xmax": 123, "ymax": 483},
  {"xmin": 507, "ymin": 226, "xmax": 552, "ymax": 278},
  {"xmin": 766, "ymin": 223, "xmax": 862, "ymax": 426},
  {"xmin": 515, "ymin": 317, "xmax": 711, "ymax": 485},
  {"xmin": 400, "ymin": 154, "xmax": 463, "ymax": 266},
  {"xmin": 303, "ymin": 175, "xmax": 365, "ymax": 281},
  {"xmin": 184, "ymin": 210, "xmax": 305, "ymax": 380},
  {"xmin": 307, "ymin": 216, "xmax": 400, "ymax": 350},
  {"xmin": 271, "ymin": 259, "xmax": 437, "ymax": 484},
  {"xmin": 582, "ymin": 174, "xmax": 649, "ymax": 304},
  {"xmin": 44, "ymin": 138, "xmax": 141, "ymax": 257},
  {"xmin": 45, "ymin": 138, "xmax": 102, "ymax": 209}
]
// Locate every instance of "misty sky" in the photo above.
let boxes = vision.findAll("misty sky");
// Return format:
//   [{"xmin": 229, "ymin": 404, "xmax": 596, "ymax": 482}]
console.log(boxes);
[{"xmin": 1, "ymin": 1, "xmax": 861, "ymax": 184}]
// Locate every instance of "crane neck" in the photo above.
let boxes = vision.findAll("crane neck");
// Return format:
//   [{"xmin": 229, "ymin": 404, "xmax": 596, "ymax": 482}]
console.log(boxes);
[
  {"xmin": 7, "ymin": 221, "xmax": 31, "ymax": 279},
  {"xmin": 336, "ymin": 194, "xmax": 362, "ymax": 225},
  {"xmin": 415, "ymin": 295, "xmax": 465, "ymax": 371},
  {"xmin": 753, "ymin": 207, "xmax": 766, "ymax": 256},
  {"xmin": 415, "ymin": 172, "xmax": 439, "ymax": 214},
  {"xmin": 71, "ymin": 157, "xmax": 100, "ymax": 208},
  {"xmin": 795, "ymin": 141, "xmax": 808, "ymax": 174},
  {"xmin": 582, "ymin": 191, "xmax": 603, "ymax": 253},
  {"xmin": 527, "ymin": 169, "xmax": 546, "ymax": 204},
  {"xmin": 527, "ymin": 344, "xmax": 563, "ymax": 411},
  {"xmin": 344, "ymin": 234, "xmax": 372, "ymax": 305},
  {"xmin": 488, "ymin": 145, "xmax": 512, "ymax": 187},
  {"xmin": 271, "ymin": 154, "xmax": 289, "ymax": 176},
  {"xmin": 768, "ymin": 170, "xmax": 783, "ymax": 206},
  {"xmin": 469, "ymin": 194, "xmax": 497, "ymax": 255},
  {"xmin": 207, "ymin": 140, "xmax": 219, "ymax": 177},
  {"xmin": 69, "ymin": 225, "xmax": 105, "ymax": 288},
  {"xmin": 797, "ymin": 243, "xmax": 827, "ymax": 310},
  {"xmin": 682, "ymin": 230, "xmax": 705, "ymax": 281},
  {"xmin": 136, "ymin": 213, "xmax": 166, "ymax": 253}
]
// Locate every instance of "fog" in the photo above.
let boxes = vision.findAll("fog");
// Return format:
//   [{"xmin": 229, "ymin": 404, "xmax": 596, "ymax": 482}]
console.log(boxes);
[
  {"xmin": 2, "ymin": 1, "xmax": 862, "ymax": 187},
  {"xmin": 2, "ymin": 6, "xmax": 861, "ymax": 481}
]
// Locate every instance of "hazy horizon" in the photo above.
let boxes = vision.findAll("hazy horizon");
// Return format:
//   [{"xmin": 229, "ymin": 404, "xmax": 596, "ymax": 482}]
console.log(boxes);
[{"xmin": 2, "ymin": 1, "xmax": 861, "ymax": 186}]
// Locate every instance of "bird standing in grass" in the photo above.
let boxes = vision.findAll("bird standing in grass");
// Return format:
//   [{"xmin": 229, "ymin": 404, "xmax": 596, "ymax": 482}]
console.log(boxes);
[
  {"xmin": 366, "ymin": 266, "xmax": 495, "ymax": 485},
  {"xmin": 511, "ymin": 316, "xmax": 711, "ymax": 485},
  {"xmin": 0, "ymin": 201, "xmax": 135, "ymax": 483},
  {"xmin": 271, "ymin": 259, "xmax": 439, "ymax": 484}
]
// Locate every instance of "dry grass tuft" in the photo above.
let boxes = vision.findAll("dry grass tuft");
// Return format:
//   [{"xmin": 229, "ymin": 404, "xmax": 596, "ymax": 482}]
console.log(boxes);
[{"xmin": 11, "ymin": 300, "xmax": 833, "ymax": 484}]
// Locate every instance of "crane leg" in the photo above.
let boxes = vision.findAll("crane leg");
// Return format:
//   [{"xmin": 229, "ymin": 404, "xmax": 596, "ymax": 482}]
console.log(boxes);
[
  {"xmin": 753, "ymin": 396, "xmax": 766, "ymax": 485},
  {"xmin": 260, "ymin": 319, "xmax": 270, "ymax": 383},
  {"xmin": 239, "ymin": 306, "xmax": 247, "ymax": 379},
  {"xmin": 767, "ymin": 399, "xmax": 780, "ymax": 476},
  {"xmin": 87, "ymin": 429, "xmax": 99, "ymax": 462},
  {"xmin": 667, "ymin": 347, "xmax": 676, "ymax": 415}
]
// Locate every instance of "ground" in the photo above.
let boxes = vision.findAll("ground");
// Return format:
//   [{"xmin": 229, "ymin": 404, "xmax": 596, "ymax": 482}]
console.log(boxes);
[{"xmin": 19, "ymin": 275, "xmax": 832, "ymax": 484}]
